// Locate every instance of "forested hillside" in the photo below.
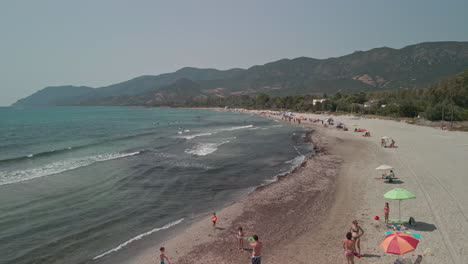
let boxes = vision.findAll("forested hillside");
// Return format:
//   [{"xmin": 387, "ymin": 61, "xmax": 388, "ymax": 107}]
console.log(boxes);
[{"xmin": 13, "ymin": 42, "xmax": 468, "ymax": 107}]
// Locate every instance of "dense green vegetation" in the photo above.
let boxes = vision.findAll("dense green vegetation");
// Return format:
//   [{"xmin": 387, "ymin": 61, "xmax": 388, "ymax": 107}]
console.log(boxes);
[{"xmin": 184, "ymin": 70, "xmax": 468, "ymax": 121}]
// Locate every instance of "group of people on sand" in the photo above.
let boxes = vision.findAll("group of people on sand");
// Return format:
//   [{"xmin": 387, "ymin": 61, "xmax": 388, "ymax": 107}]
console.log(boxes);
[
  {"xmin": 214, "ymin": 212, "xmax": 263, "ymax": 264},
  {"xmin": 342, "ymin": 220, "xmax": 365, "ymax": 264},
  {"xmin": 342, "ymin": 203, "xmax": 390, "ymax": 264},
  {"xmin": 381, "ymin": 138, "xmax": 396, "ymax": 148},
  {"xmin": 159, "ymin": 212, "xmax": 263, "ymax": 264}
]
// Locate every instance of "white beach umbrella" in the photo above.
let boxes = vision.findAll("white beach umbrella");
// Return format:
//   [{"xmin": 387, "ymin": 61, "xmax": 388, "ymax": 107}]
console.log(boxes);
[{"xmin": 376, "ymin": 165, "xmax": 393, "ymax": 170}]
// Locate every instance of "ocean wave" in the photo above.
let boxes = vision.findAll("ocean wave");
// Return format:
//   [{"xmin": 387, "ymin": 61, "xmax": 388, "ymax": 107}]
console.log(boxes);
[
  {"xmin": 168, "ymin": 160, "xmax": 215, "ymax": 170},
  {"xmin": 0, "ymin": 131, "xmax": 157, "ymax": 164},
  {"xmin": 180, "ymin": 132, "xmax": 213, "ymax": 140},
  {"xmin": 93, "ymin": 218, "xmax": 184, "ymax": 260},
  {"xmin": 0, "ymin": 151, "xmax": 140, "ymax": 186},
  {"xmin": 261, "ymin": 155, "xmax": 306, "ymax": 186},
  {"xmin": 217, "ymin": 125, "xmax": 253, "ymax": 132},
  {"xmin": 180, "ymin": 125, "xmax": 253, "ymax": 140},
  {"xmin": 185, "ymin": 141, "xmax": 229, "ymax": 156},
  {"xmin": 0, "ymin": 146, "xmax": 78, "ymax": 164},
  {"xmin": 285, "ymin": 155, "xmax": 305, "ymax": 167}
]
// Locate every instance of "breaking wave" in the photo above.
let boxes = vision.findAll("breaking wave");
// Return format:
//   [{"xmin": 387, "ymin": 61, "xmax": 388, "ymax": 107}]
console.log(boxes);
[
  {"xmin": 0, "ymin": 152, "xmax": 140, "ymax": 186},
  {"xmin": 93, "ymin": 218, "xmax": 184, "ymax": 260}
]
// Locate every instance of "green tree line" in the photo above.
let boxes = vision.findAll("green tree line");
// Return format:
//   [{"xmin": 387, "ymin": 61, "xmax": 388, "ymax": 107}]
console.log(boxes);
[{"xmin": 183, "ymin": 70, "xmax": 468, "ymax": 121}]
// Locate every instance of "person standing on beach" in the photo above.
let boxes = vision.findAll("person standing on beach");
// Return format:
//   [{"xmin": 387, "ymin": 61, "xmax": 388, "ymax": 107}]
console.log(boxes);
[
  {"xmin": 342, "ymin": 232, "xmax": 356, "ymax": 264},
  {"xmin": 238, "ymin": 227, "xmax": 244, "ymax": 250},
  {"xmin": 349, "ymin": 220, "xmax": 365, "ymax": 255},
  {"xmin": 159, "ymin": 247, "xmax": 171, "ymax": 264},
  {"xmin": 212, "ymin": 212, "xmax": 218, "ymax": 228},
  {"xmin": 384, "ymin": 202, "xmax": 390, "ymax": 223},
  {"xmin": 249, "ymin": 235, "xmax": 262, "ymax": 264}
]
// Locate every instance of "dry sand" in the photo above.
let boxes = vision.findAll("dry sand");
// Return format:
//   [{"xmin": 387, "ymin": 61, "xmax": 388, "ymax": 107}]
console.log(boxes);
[{"xmin": 129, "ymin": 110, "xmax": 468, "ymax": 264}]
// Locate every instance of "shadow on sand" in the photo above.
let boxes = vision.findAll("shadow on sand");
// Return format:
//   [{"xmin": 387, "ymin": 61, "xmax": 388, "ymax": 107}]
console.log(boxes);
[
  {"xmin": 361, "ymin": 253, "xmax": 381, "ymax": 258},
  {"xmin": 408, "ymin": 221, "xmax": 437, "ymax": 232},
  {"xmin": 386, "ymin": 180, "xmax": 404, "ymax": 184}
]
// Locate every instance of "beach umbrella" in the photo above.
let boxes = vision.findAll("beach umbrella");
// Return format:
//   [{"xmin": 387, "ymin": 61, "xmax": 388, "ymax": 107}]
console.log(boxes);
[
  {"xmin": 382, "ymin": 136, "xmax": 390, "ymax": 139},
  {"xmin": 384, "ymin": 188, "xmax": 416, "ymax": 221},
  {"xmin": 376, "ymin": 165, "xmax": 393, "ymax": 170},
  {"xmin": 337, "ymin": 122, "xmax": 344, "ymax": 125},
  {"xmin": 380, "ymin": 232, "xmax": 419, "ymax": 255},
  {"xmin": 358, "ymin": 128, "xmax": 367, "ymax": 132}
]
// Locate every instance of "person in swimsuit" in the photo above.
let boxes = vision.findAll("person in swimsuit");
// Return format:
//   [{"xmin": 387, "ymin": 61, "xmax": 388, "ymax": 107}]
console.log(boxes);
[
  {"xmin": 349, "ymin": 220, "xmax": 364, "ymax": 254},
  {"xmin": 212, "ymin": 212, "xmax": 217, "ymax": 228},
  {"xmin": 238, "ymin": 227, "xmax": 244, "ymax": 250},
  {"xmin": 342, "ymin": 232, "xmax": 356, "ymax": 264},
  {"xmin": 384, "ymin": 202, "xmax": 390, "ymax": 223},
  {"xmin": 249, "ymin": 235, "xmax": 262, "ymax": 264},
  {"xmin": 159, "ymin": 247, "xmax": 171, "ymax": 264}
]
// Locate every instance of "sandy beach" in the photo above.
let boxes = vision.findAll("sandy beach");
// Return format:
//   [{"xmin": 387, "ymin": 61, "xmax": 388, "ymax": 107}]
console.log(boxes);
[{"xmin": 128, "ymin": 110, "xmax": 468, "ymax": 264}]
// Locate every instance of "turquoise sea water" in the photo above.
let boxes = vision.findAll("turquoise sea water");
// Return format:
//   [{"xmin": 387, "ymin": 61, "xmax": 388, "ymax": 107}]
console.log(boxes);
[{"xmin": 0, "ymin": 107, "xmax": 311, "ymax": 264}]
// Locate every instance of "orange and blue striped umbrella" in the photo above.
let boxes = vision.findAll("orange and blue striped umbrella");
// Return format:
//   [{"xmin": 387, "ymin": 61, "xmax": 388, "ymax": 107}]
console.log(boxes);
[{"xmin": 380, "ymin": 232, "xmax": 419, "ymax": 255}]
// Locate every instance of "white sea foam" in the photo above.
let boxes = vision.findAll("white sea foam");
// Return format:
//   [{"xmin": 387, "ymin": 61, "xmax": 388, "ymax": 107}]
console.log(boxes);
[
  {"xmin": 181, "ymin": 132, "xmax": 213, "ymax": 140},
  {"xmin": 0, "ymin": 151, "xmax": 140, "ymax": 186},
  {"xmin": 185, "ymin": 141, "xmax": 229, "ymax": 156},
  {"xmin": 168, "ymin": 160, "xmax": 214, "ymax": 170},
  {"xmin": 180, "ymin": 125, "xmax": 253, "ymax": 140},
  {"xmin": 261, "ymin": 155, "xmax": 307, "ymax": 186},
  {"xmin": 93, "ymin": 218, "xmax": 184, "ymax": 260},
  {"xmin": 285, "ymin": 155, "xmax": 305, "ymax": 167},
  {"xmin": 217, "ymin": 125, "xmax": 253, "ymax": 132}
]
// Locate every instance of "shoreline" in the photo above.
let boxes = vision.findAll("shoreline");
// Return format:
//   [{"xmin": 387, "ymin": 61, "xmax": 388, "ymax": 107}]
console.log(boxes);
[
  {"xmin": 128, "ymin": 109, "xmax": 468, "ymax": 264},
  {"xmin": 128, "ymin": 112, "xmax": 352, "ymax": 264}
]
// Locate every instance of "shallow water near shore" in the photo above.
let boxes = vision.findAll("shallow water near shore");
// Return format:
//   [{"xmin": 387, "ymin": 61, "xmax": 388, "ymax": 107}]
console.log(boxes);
[{"xmin": 0, "ymin": 107, "xmax": 311, "ymax": 264}]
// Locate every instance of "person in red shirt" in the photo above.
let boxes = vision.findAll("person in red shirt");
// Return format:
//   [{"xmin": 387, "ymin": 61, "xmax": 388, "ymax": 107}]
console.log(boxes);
[{"xmin": 212, "ymin": 212, "xmax": 217, "ymax": 227}]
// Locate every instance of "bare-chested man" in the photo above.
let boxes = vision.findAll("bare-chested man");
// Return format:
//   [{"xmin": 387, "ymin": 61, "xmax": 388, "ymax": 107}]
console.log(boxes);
[
  {"xmin": 159, "ymin": 247, "xmax": 171, "ymax": 264},
  {"xmin": 249, "ymin": 235, "xmax": 262, "ymax": 264}
]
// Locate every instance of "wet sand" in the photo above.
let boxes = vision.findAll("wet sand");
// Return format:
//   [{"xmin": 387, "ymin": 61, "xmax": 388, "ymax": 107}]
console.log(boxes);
[{"xmin": 129, "ymin": 110, "xmax": 468, "ymax": 264}]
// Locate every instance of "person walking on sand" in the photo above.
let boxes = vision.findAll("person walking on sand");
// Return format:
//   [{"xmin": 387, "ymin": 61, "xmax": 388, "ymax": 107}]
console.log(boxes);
[
  {"xmin": 238, "ymin": 227, "xmax": 244, "ymax": 250},
  {"xmin": 249, "ymin": 235, "xmax": 263, "ymax": 264},
  {"xmin": 384, "ymin": 202, "xmax": 390, "ymax": 223},
  {"xmin": 159, "ymin": 247, "xmax": 171, "ymax": 264},
  {"xmin": 349, "ymin": 220, "xmax": 365, "ymax": 255},
  {"xmin": 342, "ymin": 232, "xmax": 356, "ymax": 264},
  {"xmin": 212, "ymin": 212, "xmax": 218, "ymax": 228}
]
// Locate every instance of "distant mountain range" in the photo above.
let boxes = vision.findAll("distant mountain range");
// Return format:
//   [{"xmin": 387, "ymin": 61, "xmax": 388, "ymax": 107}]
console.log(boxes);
[{"xmin": 13, "ymin": 41, "xmax": 468, "ymax": 107}]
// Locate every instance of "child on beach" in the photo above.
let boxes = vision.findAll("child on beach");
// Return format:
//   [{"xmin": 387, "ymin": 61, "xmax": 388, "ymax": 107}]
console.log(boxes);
[
  {"xmin": 384, "ymin": 202, "xmax": 390, "ymax": 223},
  {"xmin": 342, "ymin": 232, "xmax": 356, "ymax": 264},
  {"xmin": 212, "ymin": 212, "xmax": 218, "ymax": 227},
  {"xmin": 238, "ymin": 227, "xmax": 244, "ymax": 249},
  {"xmin": 159, "ymin": 247, "xmax": 171, "ymax": 264}
]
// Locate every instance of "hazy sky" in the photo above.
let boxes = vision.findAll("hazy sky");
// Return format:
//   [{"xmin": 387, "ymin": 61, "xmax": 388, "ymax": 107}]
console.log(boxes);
[{"xmin": 1, "ymin": 0, "xmax": 467, "ymax": 106}]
